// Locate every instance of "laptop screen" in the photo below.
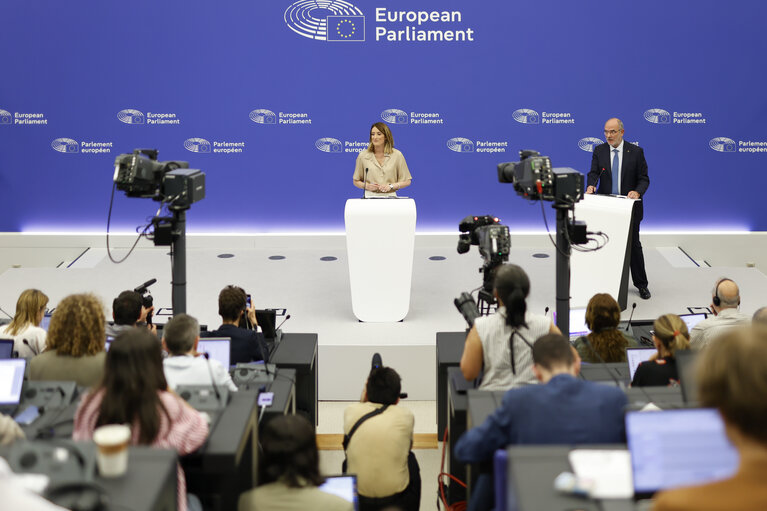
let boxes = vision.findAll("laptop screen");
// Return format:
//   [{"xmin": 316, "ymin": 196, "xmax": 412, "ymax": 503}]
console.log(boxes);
[
  {"xmin": 0, "ymin": 339, "xmax": 14, "ymax": 359},
  {"xmin": 553, "ymin": 308, "xmax": 589, "ymax": 339},
  {"xmin": 318, "ymin": 475, "xmax": 359, "ymax": 511},
  {"xmin": 0, "ymin": 359, "xmax": 26, "ymax": 405},
  {"xmin": 679, "ymin": 313, "xmax": 706, "ymax": 332},
  {"xmin": 197, "ymin": 337, "xmax": 231, "ymax": 368},
  {"xmin": 40, "ymin": 313, "xmax": 52, "ymax": 331},
  {"xmin": 626, "ymin": 347, "xmax": 657, "ymax": 380},
  {"xmin": 626, "ymin": 408, "xmax": 738, "ymax": 496}
]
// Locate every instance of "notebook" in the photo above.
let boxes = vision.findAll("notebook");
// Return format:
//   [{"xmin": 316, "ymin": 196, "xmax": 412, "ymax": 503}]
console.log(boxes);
[
  {"xmin": 318, "ymin": 475, "xmax": 359, "ymax": 511},
  {"xmin": 626, "ymin": 408, "xmax": 738, "ymax": 499},
  {"xmin": 626, "ymin": 347, "xmax": 657, "ymax": 380},
  {"xmin": 196, "ymin": 337, "xmax": 231, "ymax": 369}
]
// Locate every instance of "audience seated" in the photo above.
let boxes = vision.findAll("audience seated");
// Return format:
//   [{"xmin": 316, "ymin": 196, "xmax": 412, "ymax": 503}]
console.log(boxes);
[
  {"xmin": 0, "ymin": 289, "xmax": 49, "ymax": 358},
  {"xmin": 653, "ymin": 325, "xmax": 767, "ymax": 510},
  {"xmin": 162, "ymin": 313, "xmax": 237, "ymax": 392},
  {"xmin": 105, "ymin": 290, "xmax": 156, "ymax": 337},
  {"xmin": 343, "ymin": 366, "xmax": 420, "ymax": 511},
  {"xmin": 73, "ymin": 329, "xmax": 209, "ymax": 511},
  {"xmin": 238, "ymin": 414, "xmax": 352, "ymax": 511},
  {"xmin": 455, "ymin": 334, "xmax": 628, "ymax": 511},
  {"xmin": 631, "ymin": 314, "xmax": 690, "ymax": 387},
  {"xmin": 204, "ymin": 285, "xmax": 268, "ymax": 364},
  {"xmin": 573, "ymin": 293, "xmax": 638, "ymax": 363},
  {"xmin": 690, "ymin": 278, "xmax": 749, "ymax": 349},
  {"xmin": 460, "ymin": 264, "xmax": 560, "ymax": 390},
  {"xmin": 29, "ymin": 293, "xmax": 106, "ymax": 387}
]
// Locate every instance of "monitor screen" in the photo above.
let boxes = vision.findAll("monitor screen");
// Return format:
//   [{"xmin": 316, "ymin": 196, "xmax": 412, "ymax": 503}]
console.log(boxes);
[
  {"xmin": 679, "ymin": 313, "xmax": 706, "ymax": 332},
  {"xmin": 0, "ymin": 339, "xmax": 14, "ymax": 359},
  {"xmin": 553, "ymin": 308, "xmax": 589, "ymax": 339},
  {"xmin": 626, "ymin": 347, "xmax": 657, "ymax": 380},
  {"xmin": 0, "ymin": 359, "xmax": 26, "ymax": 405},
  {"xmin": 40, "ymin": 313, "xmax": 52, "ymax": 331},
  {"xmin": 197, "ymin": 338, "xmax": 231, "ymax": 369},
  {"xmin": 626, "ymin": 408, "xmax": 739, "ymax": 496},
  {"xmin": 318, "ymin": 475, "xmax": 358, "ymax": 511}
]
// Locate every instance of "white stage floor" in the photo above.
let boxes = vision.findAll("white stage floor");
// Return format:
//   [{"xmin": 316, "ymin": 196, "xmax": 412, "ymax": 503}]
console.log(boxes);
[{"xmin": 1, "ymin": 234, "xmax": 767, "ymax": 399}]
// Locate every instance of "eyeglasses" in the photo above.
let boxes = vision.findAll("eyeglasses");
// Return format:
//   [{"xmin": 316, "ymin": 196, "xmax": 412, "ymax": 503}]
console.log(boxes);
[{"xmin": 604, "ymin": 129, "xmax": 623, "ymax": 135}]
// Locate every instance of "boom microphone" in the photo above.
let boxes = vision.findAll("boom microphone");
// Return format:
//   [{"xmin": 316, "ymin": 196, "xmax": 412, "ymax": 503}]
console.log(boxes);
[
  {"xmin": 134, "ymin": 278, "xmax": 157, "ymax": 294},
  {"xmin": 625, "ymin": 302, "xmax": 637, "ymax": 331}
]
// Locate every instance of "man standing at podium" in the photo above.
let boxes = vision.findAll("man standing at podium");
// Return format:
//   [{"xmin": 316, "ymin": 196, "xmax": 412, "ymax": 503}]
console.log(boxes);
[{"xmin": 586, "ymin": 118, "xmax": 651, "ymax": 299}]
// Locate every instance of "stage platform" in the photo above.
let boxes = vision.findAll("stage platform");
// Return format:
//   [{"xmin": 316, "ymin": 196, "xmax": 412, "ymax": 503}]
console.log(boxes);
[{"xmin": 1, "ymin": 232, "xmax": 767, "ymax": 400}]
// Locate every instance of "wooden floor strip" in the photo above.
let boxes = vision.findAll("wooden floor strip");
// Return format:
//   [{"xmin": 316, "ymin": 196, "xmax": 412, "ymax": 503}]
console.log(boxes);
[{"xmin": 317, "ymin": 433, "xmax": 438, "ymax": 450}]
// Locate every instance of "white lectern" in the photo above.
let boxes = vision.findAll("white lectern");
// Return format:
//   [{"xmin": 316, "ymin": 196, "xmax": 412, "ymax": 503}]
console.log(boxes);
[
  {"xmin": 571, "ymin": 194, "xmax": 638, "ymax": 310},
  {"xmin": 344, "ymin": 198, "xmax": 416, "ymax": 322}
]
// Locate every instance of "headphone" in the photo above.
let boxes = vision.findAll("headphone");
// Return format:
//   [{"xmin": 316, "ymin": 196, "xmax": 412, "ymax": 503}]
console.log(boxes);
[{"xmin": 712, "ymin": 278, "xmax": 736, "ymax": 307}]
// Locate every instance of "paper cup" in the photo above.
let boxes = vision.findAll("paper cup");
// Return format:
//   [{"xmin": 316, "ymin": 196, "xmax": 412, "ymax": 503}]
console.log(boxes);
[{"xmin": 93, "ymin": 424, "xmax": 131, "ymax": 477}]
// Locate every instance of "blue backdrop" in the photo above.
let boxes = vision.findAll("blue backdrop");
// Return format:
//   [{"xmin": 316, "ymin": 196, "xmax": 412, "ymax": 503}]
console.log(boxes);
[{"xmin": 1, "ymin": 0, "xmax": 766, "ymax": 233}]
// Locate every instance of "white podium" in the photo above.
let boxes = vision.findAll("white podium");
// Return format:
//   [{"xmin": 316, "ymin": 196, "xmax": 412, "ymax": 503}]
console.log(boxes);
[
  {"xmin": 344, "ymin": 198, "xmax": 416, "ymax": 322},
  {"xmin": 571, "ymin": 194, "xmax": 638, "ymax": 310}
]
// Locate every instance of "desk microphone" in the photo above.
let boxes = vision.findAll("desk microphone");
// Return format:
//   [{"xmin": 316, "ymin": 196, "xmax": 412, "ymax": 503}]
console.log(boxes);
[
  {"xmin": 544, "ymin": 306, "xmax": 550, "ymax": 317},
  {"xmin": 22, "ymin": 338, "xmax": 40, "ymax": 357},
  {"xmin": 591, "ymin": 168, "xmax": 605, "ymax": 192},
  {"xmin": 625, "ymin": 302, "xmax": 637, "ymax": 331},
  {"xmin": 275, "ymin": 314, "xmax": 291, "ymax": 331},
  {"xmin": 361, "ymin": 168, "xmax": 369, "ymax": 199},
  {"xmin": 202, "ymin": 353, "xmax": 223, "ymax": 405}
]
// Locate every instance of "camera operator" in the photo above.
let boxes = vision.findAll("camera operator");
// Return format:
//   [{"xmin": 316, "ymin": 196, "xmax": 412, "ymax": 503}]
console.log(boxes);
[
  {"xmin": 204, "ymin": 285, "xmax": 268, "ymax": 364},
  {"xmin": 343, "ymin": 365, "xmax": 420, "ymax": 511},
  {"xmin": 105, "ymin": 290, "xmax": 156, "ymax": 337},
  {"xmin": 460, "ymin": 264, "xmax": 561, "ymax": 390}
]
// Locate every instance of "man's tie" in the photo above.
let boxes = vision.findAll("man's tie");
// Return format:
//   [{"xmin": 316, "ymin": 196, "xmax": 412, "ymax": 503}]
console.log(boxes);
[{"xmin": 611, "ymin": 148, "xmax": 620, "ymax": 195}]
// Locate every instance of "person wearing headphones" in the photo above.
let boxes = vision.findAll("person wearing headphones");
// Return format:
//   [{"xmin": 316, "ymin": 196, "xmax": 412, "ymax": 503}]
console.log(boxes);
[
  {"xmin": 690, "ymin": 278, "xmax": 749, "ymax": 349},
  {"xmin": 460, "ymin": 264, "xmax": 560, "ymax": 390}
]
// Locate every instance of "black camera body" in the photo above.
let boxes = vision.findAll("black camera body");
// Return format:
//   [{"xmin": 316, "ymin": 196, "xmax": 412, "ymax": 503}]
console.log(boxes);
[
  {"xmin": 457, "ymin": 215, "xmax": 510, "ymax": 264},
  {"xmin": 498, "ymin": 150, "xmax": 583, "ymax": 205}
]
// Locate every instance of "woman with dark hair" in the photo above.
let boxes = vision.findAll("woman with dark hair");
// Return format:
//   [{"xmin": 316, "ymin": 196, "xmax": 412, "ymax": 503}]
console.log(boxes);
[
  {"xmin": 238, "ymin": 414, "xmax": 352, "ymax": 511},
  {"xmin": 352, "ymin": 122, "xmax": 412, "ymax": 197},
  {"xmin": 631, "ymin": 313, "xmax": 690, "ymax": 387},
  {"xmin": 654, "ymin": 325, "xmax": 767, "ymax": 510},
  {"xmin": 73, "ymin": 329, "xmax": 208, "ymax": 511},
  {"xmin": 460, "ymin": 264, "xmax": 560, "ymax": 390},
  {"xmin": 29, "ymin": 293, "xmax": 106, "ymax": 387},
  {"xmin": 0, "ymin": 288, "xmax": 49, "ymax": 358},
  {"xmin": 573, "ymin": 293, "xmax": 638, "ymax": 363}
]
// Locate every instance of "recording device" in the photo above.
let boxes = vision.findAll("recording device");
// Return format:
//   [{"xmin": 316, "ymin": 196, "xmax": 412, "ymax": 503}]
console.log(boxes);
[
  {"xmin": 497, "ymin": 150, "xmax": 583, "ymax": 205},
  {"xmin": 246, "ymin": 294, "xmax": 252, "ymax": 309},
  {"xmin": 454, "ymin": 292, "xmax": 480, "ymax": 328},
  {"xmin": 134, "ymin": 278, "xmax": 156, "ymax": 325},
  {"xmin": 176, "ymin": 384, "xmax": 230, "ymax": 412},
  {"xmin": 232, "ymin": 362, "xmax": 277, "ymax": 388},
  {"xmin": 113, "ymin": 149, "xmax": 205, "ymax": 208},
  {"xmin": 456, "ymin": 215, "xmax": 511, "ymax": 313}
]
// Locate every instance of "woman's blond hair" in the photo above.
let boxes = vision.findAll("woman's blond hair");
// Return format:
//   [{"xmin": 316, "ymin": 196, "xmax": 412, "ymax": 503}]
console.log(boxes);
[
  {"xmin": 653, "ymin": 314, "xmax": 690, "ymax": 356},
  {"xmin": 6, "ymin": 289, "xmax": 48, "ymax": 336},
  {"xmin": 47, "ymin": 293, "xmax": 105, "ymax": 356}
]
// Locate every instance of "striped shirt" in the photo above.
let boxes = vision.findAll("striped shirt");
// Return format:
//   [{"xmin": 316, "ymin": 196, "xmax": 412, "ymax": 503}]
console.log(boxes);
[
  {"xmin": 73, "ymin": 389, "xmax": 209, "ymax": 511},
  {"xmin": 475, "ymin": 307, "xmax": 552, "ymax": 390}
]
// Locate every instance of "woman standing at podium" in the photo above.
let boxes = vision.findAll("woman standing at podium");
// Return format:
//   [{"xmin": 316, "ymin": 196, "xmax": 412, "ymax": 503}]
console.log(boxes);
[{"xmin": 352, "ymin": 122, "xmax": 412, "ymax": 197}]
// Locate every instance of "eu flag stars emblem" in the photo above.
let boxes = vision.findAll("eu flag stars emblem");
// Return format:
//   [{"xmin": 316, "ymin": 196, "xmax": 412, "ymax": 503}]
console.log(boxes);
[{"xmin": 327, "ymin": 16, "xmax": 365, "ymax": 41}]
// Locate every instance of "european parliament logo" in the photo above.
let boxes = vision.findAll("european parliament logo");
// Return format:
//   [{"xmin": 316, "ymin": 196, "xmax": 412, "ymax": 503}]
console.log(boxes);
[
  {"xmin": 250, "ymin": 109, "xmax": 278, "ymax": 124},
  {"xmin": 381, "ymin": 109, "xmax": 408, "ymax": 124},
  {"xmin": 0, "ymin": 109, "xmax": 11, "ymax": 125},
  {"xmin": 184, "ymin": 138, "xmax": 212, "ymax": 153},
  {"xmin": 578, "ymin": 137, "xmax": 604, "ymax": 153},
  {"xmin": 117, "ymin": 109, "xmax": 145, "ymax": 125},
  {"xmin": 512, "ymin": 109, "xmax": 540, "ymax": 124},
  {"xmin": 709, "ymin": 137, "xmax": 736, "ymax": 153},
  {"xmin": 51, "ymin": 138, "xmax": 79, "ymax": 153},
  {"xmin": 644, "ymin": 108, "xmax": 671, "ymax": 124},
  {"xmin": 315, "ymin": 137, "xmax": 343, "ymax": 153},
  {"xmin": 447, "ymin": 137, "xmax": 474, "ymax": 153},
  {"xmin": 284, "ymin": 0, "xmax": 364, "ymax": 42}
]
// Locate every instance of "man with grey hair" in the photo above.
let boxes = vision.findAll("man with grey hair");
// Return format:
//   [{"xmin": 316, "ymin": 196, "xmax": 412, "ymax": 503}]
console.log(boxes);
[
  {"xmin": 586, "ymin": 117, "xmax": 651, "ymax": 300},
  {"xmin": 690, "ymin": 278, "xmax": 750, "ymax": 349},
  {"xmin": 162, "ymin": 313, "xmax": 237, "ymax": 391}
]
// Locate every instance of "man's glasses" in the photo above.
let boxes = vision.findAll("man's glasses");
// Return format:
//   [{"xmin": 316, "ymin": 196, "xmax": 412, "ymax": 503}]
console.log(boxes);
[{"xmin": 604, "ymin": 129, "xmax": 623, "ymax": 135}]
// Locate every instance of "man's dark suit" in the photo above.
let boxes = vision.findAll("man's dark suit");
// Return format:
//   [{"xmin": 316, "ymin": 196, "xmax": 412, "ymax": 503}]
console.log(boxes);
[{"xmin": 587, "ymin": 141, "xmax": 650, "ymax": 289}]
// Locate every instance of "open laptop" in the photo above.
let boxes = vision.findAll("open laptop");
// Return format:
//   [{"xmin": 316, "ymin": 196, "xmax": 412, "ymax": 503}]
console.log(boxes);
[
  {"xmin": 626, "ymin": 408, "xmax": 738, "ymax": 499},
  {"xmin": 196, "ymin": 337, "xmax": 231, "ymax": 369},
  {"xmin": 553, "ymin": 308, "xmax": 589, "ymax": 341},
  {"xmin": 0, "ymin": 339, "xmax": 14, "ymax": 359},
  {"xmin": 626, "ymin": 347, "xmax": 657, "ymax": 380},
  {"xmin": 0, "ymin": 359, "xmax": 27, "ymax": 415},
  {"xmin": 318, "ymin": 475, "xmax": 359, "ymax": 511}
]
